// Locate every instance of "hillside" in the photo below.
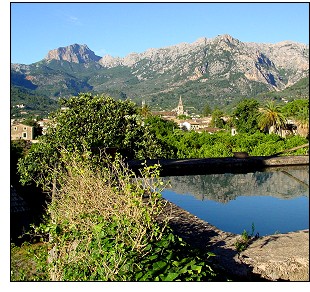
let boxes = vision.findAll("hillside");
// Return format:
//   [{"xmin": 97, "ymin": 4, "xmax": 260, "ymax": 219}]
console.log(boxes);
[
  {"xmin": 11, "ymin": 86, "xmax": 59, "ymax": 118},
  {"xmin": 11, "ymin": 34, "xmax": 309, "ymax": 116},
  {"xmin": 255, "ymin": 76, "xmax": 309, "ymax": 103}
]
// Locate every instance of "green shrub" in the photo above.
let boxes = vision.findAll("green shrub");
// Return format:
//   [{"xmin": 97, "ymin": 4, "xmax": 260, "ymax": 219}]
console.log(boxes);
[
  {"xmin": 251, "ymin": 140, "xmax": 285, "ymax": 156},
  {"xmin": 283, "ymin": 135, "xmax": 308, "ymax": 155}
]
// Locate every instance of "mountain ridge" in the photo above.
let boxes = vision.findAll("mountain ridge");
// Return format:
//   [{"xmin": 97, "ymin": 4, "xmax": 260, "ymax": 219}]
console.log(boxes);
[{"xmin": 11, "ymin": 34, "xmax": 309, "ymax": 113}]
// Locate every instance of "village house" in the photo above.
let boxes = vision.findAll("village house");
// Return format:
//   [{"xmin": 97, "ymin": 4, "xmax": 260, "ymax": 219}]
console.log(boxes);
[
  {"xmin": 178, "ymin": 120, "xmax": 221, "ymax": 133},
  {"xmin": 11, "ymin": 123, "xmax": 34, "ymax": 141}
]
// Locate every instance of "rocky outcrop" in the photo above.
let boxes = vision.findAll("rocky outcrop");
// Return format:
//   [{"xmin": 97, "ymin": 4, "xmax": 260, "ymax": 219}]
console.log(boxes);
[
  {"xmin": 45, "ymin": 44, "xmax": 101, "ymax": 63},
  {"xmin": 247, "ymin": 40, "xmax": 309, "ymax": 86}
]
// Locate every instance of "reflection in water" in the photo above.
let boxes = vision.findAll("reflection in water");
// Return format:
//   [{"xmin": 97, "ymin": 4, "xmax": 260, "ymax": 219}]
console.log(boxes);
[{"xmin": 161, "ymin": 166, "xmax": 309, "ymax": 235}]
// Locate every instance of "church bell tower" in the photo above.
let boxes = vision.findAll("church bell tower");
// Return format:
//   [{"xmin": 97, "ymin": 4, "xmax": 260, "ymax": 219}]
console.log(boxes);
[{"xmin": 177, "ymin": 96, "xmax": 184, "ymax": 116}]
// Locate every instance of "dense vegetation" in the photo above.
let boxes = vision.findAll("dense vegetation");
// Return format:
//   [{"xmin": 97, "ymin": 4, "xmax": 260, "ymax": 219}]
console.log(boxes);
[
  {"xmin": 160, "ymin": 130, "xmax": 308, "ymax": 158},
  {"xmin": 12, "ymin": 150, "xmax": 221, "ymax": 281},
  {"xmin": 11, "ymin": 92, "xmax": 308, "ymax": 281}
]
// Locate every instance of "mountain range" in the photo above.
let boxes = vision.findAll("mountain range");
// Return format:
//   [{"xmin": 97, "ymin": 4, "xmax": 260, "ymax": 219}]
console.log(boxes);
[{"xmin": 11, "ymin": 34, "xmax": 309, "ymax": 115}]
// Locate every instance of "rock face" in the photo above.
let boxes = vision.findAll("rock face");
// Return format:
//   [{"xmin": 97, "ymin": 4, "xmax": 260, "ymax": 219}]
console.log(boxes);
[
  {"xmin": 98, "ymin": 34, "xmax": 308, "ymax": 90},
  {"xmin": 240, "ymin": 229, "xmax": 309, "ymax": 281},
  {"xmin": 45, "ymin": 44, "xmax": 101, "ymax": 63}
]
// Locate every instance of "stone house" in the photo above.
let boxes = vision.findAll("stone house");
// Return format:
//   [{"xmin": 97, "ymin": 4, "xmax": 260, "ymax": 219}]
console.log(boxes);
[
  {"xmin": 11, "ymin": 123, "xmax": 34, "ymax": 140},
  {"xmin": 179, "ymin": 120, "xmax": 202, "ymax": 131}
]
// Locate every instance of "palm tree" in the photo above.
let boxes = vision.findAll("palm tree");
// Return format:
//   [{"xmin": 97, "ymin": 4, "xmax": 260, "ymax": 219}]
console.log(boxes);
[{"xmin": 257, "ymin": 101, "xmax": 287, "ymax": 135}]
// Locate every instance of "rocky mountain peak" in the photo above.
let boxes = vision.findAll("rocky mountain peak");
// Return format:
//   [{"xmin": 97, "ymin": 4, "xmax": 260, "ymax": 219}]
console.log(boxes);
[
  {"xmin": 45, "ymin": 43, "xmax": 101, "ymax": 63},
  {"xmin": 212, "ymin": 33, "xmax": 233, "ymax": 42}
]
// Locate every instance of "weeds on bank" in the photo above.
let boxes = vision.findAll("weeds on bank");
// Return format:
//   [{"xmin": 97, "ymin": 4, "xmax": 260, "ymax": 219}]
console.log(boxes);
[
  {"xmin": 234, "ymin": 223, "xmax": 257, "ymax": 253},
  {"xmin": 12, "ymin": 151, "xmax": 218, "ymax": 281}
]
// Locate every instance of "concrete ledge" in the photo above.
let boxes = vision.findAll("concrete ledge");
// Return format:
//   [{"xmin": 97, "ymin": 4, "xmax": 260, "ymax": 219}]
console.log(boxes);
[
  {"xmin": 240, "ymin": 229, "xmax": 309, "ymax": 281},
  {"xmin": 128, "ymin": 155, "xmax": 309, "ymax": 176}
]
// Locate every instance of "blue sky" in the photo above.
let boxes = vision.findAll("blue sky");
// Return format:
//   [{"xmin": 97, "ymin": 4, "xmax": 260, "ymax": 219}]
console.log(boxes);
[{"xmin": 10, "ymin": 2, "xmax": 309, "ymax": 65}]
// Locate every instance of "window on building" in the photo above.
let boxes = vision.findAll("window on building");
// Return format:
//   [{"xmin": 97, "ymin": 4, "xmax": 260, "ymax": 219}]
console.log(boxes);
[
  {"xmin": 23, "ymin": 127, "xmax": 27, "ymax": 130},
  {"xmin": 22, "ymin": 132, "xmax": 27, "ymax": 138},
  {"xmin": 14, "ymin": 127, "xmax": 17, "ymax": 131}
]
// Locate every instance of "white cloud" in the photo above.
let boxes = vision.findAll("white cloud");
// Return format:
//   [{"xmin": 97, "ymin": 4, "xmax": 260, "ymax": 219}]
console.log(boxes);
[{"xmin": 67, "ymin": 15, "xmax": 82, "ymax": 26}]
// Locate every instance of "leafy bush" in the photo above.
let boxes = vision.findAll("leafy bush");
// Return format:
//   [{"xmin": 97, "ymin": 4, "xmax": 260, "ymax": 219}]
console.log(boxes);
[
  {"xmin": 251, "ymin": 140, "xmax": 285, "ymax": 156},
  {"xmin": 199, "ymin": 142, "xmax": 233, "ymax": 158},
  {"xmin": 17, "ymin": 93, "xmax": 172, "ymax": 191}
]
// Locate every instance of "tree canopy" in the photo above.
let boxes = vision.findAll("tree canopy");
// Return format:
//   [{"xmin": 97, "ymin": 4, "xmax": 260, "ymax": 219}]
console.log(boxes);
[
  {"xmin": 17, "ymin": 93, "xmax": 171, "ymax": 190},
  {"xmin": 232, "ymin": 98, "xmax": 260, "ymax": 134},
  {"xmin": 210, "ymin": 109, "xmax": 225, "ymax": 128}
]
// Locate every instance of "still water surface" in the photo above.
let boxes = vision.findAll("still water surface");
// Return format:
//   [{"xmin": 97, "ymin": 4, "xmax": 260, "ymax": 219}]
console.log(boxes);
[{"xmin": 161, "ymin": 166, "xmax": 309, "ymax": 236}]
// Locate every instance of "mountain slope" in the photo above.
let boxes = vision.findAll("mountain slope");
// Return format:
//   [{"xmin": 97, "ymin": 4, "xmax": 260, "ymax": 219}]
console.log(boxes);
[{"xmin": 11, "ymin": 35, "xmax": 309, "ymax": 113}]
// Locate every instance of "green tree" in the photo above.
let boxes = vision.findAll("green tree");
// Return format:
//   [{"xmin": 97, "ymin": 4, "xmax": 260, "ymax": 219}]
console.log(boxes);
[
  {"xmin": 257, "ymin": 101, "xmax": 287, "ymax": 134},
  {"xmin": 17, "ymin": 93, "xmax": 171, "ymax": 190},
  {"xmin": 202, "ymin": 103, "xmax": 212, "ymax": 117},
  {"xmin": 282, "ymin": 99, "xmax": 309, "ymax": 138},
  {"xmin": 282, "ymin": 99, "xmax": 309, "ymax": 118},
  {"xmin": 11, "ymin": 140, "xmax": 31, "ymax": 184},
  {"xmin": 210, "ymin": 109, "xmax": 225, "ymax": 128},
  {"xmin": 177, "ymin": 114, "xmax": 191, "ymax": 120},
  {"xmin": 145, "ymin": 115, "xmax": 177, "ymax": 138},
  {"xmin": 232, "ymin": 98, "xmax": 260, "ymax": 134}
]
